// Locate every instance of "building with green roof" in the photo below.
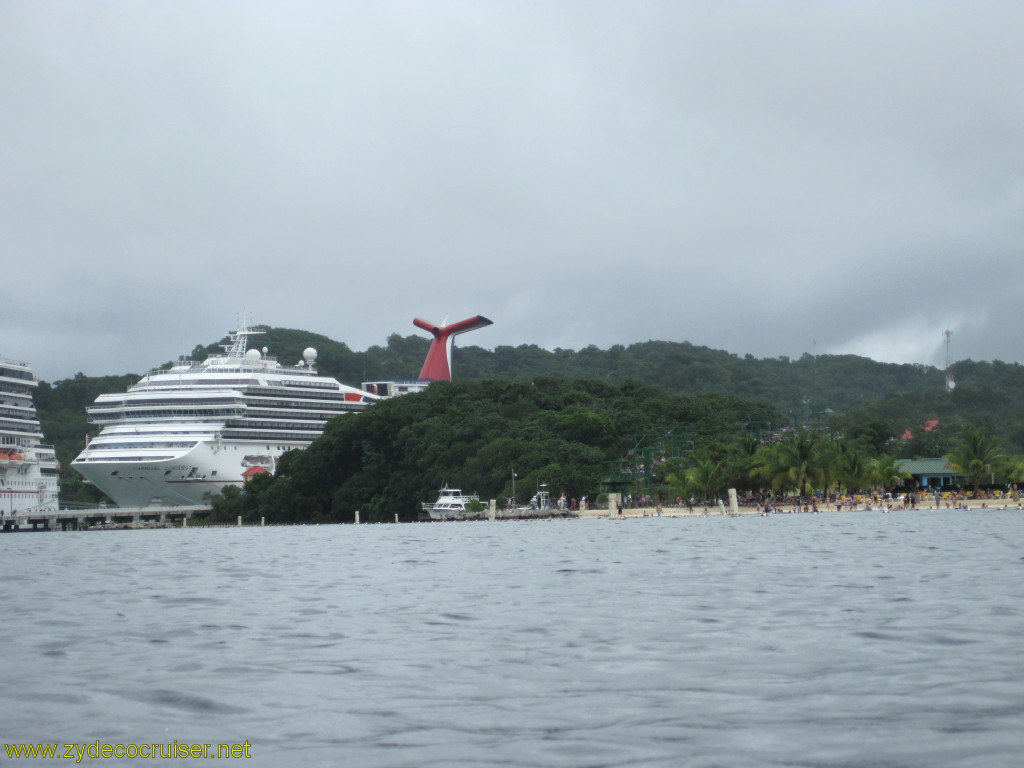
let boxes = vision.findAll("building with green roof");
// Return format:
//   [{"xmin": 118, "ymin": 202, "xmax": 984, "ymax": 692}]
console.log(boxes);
[{"xmin": 896, "ymin": 458, "xmax": 962, "ymax": 489}]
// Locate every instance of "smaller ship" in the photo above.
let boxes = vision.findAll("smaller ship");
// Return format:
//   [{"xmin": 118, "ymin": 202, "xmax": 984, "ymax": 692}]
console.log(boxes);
[
  {"xmin": 506, "ymin": 486, "xmax": 576, "ymax": 518},
  {"xmin": 0, "ymin": 354, "xmax": 60, "ymax": 514},
  {"xmin": 421, "ymin": 486, "xmax": 482, "ymax": 520}
]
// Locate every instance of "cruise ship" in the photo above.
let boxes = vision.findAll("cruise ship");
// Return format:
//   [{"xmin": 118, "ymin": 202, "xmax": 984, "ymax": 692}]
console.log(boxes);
[
  {"xmin": 71, "ymin": 323, "xmax": 382, "ymax": 507},
  {"xmin": 0, "ymin": 355, "xmax": 60, "ymax": 514}
]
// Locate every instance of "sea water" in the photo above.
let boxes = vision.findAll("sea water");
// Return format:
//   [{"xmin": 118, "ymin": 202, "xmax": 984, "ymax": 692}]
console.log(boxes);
[{"xmin": 2, "ymin": 509, "xmax": 1023, "ymax": 767}]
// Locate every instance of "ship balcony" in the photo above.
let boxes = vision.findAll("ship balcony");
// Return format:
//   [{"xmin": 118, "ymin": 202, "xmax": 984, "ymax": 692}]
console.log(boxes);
[{"xmin": 88, "ymin": 407, "xmax": 245, "ymax": 423}]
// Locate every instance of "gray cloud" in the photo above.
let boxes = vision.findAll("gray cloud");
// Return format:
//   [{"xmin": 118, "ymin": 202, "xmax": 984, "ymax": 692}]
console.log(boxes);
[{"xmin": 2, "ymin": 1, "xmax": 1022, "ymax": 382}]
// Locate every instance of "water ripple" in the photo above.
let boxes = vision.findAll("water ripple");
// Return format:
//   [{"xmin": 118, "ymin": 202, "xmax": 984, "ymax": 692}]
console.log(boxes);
[{"xmin": 2, "ymin": 511, "xmax": 1023, "ymax": 767}]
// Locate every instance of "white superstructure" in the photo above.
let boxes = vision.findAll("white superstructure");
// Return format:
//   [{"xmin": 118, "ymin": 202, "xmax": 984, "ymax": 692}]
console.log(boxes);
[
  {"xmin": 0, "ymin": 356, "xmax": 60, "ymax": 514},
  {"xmin": 72, "ymin": 322, "xmax": 380, "ymax": 507}
]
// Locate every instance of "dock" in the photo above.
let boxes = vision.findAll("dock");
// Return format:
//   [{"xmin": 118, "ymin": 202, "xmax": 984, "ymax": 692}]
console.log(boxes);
[{"xmin": 0, "ymin": 505, "xmax": 212, "ymax": 532}]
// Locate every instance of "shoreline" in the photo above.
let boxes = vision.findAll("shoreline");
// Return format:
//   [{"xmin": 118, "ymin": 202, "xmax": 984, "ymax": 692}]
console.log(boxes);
[
  {"xmin": 6, "ymin": 498, "xmax": 1020, "ymax": 533},
  {"xmin": 577, "ymin": 497, "xmax": 1023, "ymax": 519}
]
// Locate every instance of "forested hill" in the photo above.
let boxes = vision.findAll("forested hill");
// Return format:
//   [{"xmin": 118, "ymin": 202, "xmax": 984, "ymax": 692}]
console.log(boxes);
[
  {"xmin": 201, "ymin": 328, "xmax": 1024, "ymax": 454},
  {"xmin": 217, "ymin": 327, "xmax": 1024, "ymax": 419},
  {"xmin": 207, "ymin": 378, "xmax": 771, "ymax": 524},
  {"xmin": 40, "ymin": 327, "xmax": 1024, "ymax": 433}
]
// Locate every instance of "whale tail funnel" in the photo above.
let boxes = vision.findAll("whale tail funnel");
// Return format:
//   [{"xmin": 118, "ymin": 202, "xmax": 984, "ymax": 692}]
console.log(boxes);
[{"xmin": 414, "ymin": 315, "xmax": 493, "ymax": 381}]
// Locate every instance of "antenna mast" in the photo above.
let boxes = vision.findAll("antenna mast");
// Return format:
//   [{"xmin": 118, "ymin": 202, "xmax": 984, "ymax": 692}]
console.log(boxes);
[
  {"xmin": 944, "ymin": 330, "xmax": 955, "ymax": 391},
  {"xmin": 223, "ymin": 311, "xmax": 261, "ymax": 359}
]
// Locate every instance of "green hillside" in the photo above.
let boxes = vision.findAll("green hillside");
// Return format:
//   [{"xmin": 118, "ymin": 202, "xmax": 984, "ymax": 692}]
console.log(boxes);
[
  {"xmin": 206, "ymin": 378, "xmax": 775, "ymax": 524},
  {"xmin": 33, "ymin": 327, "xmax": 1024, "ymax": 506}
]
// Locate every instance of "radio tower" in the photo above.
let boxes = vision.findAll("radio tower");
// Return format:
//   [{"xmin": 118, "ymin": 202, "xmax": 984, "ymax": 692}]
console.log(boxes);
[{"xmin": 944, "ymin": 330, "xmax": 956, "ymax": 391}]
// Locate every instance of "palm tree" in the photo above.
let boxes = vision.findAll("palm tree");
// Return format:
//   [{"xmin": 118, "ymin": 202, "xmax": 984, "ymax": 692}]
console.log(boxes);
[
  {"xmin": 685, "ymin": 457, "xmax": 726, "ymax": 503},
  {"xmin": 870, "ymin": 453, "xmax": 911, "ymax": 492},
  {"xmin": 834, "ymin": 442, "xmax": 872, "ymax": 494},
  {"xmin": 776, "ymin": 429, "xmax": 823, "ymax": 498},
  {"xmin": 750, "ymin": 442, "xmax": 789, "ymax": 495},
  {"xmin": 1004, "ymin": 455, "xmax": 1024, "ymax": 483},
  {"xmin": 1005, "ymin": 455, "xmax": 1024, "ymax": 500},
  {"xmin": 946, "ymin": 427, "xmax": 1004, "ymax": 496},
  {"xmin": 663, "ymin": 459, "xmax": 697, "ymax": 502}
]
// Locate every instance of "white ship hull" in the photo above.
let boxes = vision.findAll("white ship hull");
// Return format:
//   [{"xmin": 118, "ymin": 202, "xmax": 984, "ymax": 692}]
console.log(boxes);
[{"xmin": 72, "ymin": 438, "xmax": 300, "ymax": 507}]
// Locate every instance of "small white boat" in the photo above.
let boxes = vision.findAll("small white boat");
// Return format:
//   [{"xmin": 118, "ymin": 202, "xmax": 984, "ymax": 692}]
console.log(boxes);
[{"xmin": 421, "ymin": 486, "xmax": 482, "ymax": 520}]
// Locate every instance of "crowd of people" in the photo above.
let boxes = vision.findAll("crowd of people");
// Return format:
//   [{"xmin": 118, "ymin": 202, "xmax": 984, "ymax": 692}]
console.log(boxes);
[{"xmin": 599, "ymin": 485, "xmax": 1024, "ymax": 516}]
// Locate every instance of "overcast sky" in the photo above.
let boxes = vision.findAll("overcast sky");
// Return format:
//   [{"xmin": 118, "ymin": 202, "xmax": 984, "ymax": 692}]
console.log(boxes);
[{"xmin": 3, "ymin": 1, "xmax": 1022, "ymax": 382}]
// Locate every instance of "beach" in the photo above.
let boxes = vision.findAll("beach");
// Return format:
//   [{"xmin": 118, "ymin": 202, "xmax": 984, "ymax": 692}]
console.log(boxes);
[{"xmin": 577, "ymin": 496, "xmax": 1023, "ymax": 518}]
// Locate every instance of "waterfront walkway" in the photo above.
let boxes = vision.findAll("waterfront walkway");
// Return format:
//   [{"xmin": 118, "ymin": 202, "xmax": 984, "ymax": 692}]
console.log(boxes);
[{"xmin": 0, "ymin": 505, "xmax": 212, "ymax": 532}]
